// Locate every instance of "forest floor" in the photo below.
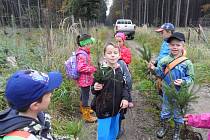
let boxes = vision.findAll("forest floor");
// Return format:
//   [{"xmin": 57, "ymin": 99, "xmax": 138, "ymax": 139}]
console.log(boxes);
[{"xmin": 81, "ymin": 38, "xmax": 210, "ymax": 140}]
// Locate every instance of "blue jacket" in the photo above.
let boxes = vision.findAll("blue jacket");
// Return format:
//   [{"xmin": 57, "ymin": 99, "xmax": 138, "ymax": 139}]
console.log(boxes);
[
  {"xmin": 154, "ymin": 54, "xmax": 194, "ymax": 90},
  {"xmin": 156, "ymin": 39, "xmax": 170, "ymax": 62}
]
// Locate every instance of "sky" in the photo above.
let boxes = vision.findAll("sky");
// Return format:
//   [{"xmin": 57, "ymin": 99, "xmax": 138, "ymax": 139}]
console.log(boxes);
[{"xmin": 106, "ymin": 0, "xmax": 113, "ymax": 16}]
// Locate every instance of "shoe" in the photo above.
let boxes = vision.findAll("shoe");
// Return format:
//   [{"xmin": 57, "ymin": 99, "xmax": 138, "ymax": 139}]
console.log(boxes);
[
  {"xmin": 173, "ymin": 123, "xmax": 181, "ymax": 140},
  {"xmin": 82, "ymin": 107, "xmax": 97, "ymax": 123},
  {"xmin": 156, "ymin": 120, "xmax": 169, "ymax": 138},
  {"xmin": 80, "ymin": 102, "xmax": 94, "ymax": 114}
]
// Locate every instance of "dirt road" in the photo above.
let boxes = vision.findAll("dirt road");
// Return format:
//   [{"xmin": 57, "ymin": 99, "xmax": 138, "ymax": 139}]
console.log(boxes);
[{"xmin": 83, "ymin": 39, "xmax": 210, "ymax": 140}]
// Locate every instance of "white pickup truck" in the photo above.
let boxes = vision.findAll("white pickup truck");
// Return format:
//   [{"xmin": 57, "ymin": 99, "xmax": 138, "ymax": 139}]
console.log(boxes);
[{"xmin": 114, "ymin": 19, "xmax": 136, "ymax": 39}]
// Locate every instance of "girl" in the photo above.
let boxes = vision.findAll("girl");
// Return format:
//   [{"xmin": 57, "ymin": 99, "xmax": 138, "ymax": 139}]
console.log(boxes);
[
  {"xmin": 92, "ymin": 43, "xmax": 129, "ymax": 140},
  {"xmin": 76, "ymin": 34, "xmax": 97, "ymax": 123},
  {"xmin": 115, "ymin": 32, "xmax": 133, "ymax": 138},
  {"xmin": 115, "ymin": 32, "xmax": 132, "ymax": 65}
]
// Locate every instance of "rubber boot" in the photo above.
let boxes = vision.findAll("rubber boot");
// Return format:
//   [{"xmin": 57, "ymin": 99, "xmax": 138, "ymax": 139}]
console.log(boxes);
[
  {"xmin": 80, "ymin": 102, "xmax": 94, "ymax": 114},
  {"xmin": 156, "ymin": 120, "xmax": 169, "ymax": 138},
  {"xmin": 82, "ymin": 107, "xmax": 97, "ymax": 123},
  {"xmin": 173, "ymin": 123, "xmax": 181, "ymax": 140}
]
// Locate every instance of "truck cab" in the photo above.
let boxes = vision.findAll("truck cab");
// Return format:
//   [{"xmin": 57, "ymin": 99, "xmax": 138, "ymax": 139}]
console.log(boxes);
[{"xmin": 114, "ymin": 19, "xmax": 136, "ymax": 40}]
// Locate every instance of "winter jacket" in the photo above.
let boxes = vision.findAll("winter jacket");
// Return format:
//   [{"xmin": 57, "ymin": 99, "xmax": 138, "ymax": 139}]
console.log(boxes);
[
  {"xmin": 187, "ymin": 113, "xmax": 210, "ymax": 140},
  {"xmin": 118, "ymin": 60, "xmax": 132, "ymax": 102},
  {"xmin": 154, "ymin": 54, "xmax": 194, "ymax": 89},
  {"xmin": 156, "ymin": 39, "xmax": 170, "ymax": 63},
  {"xmin": 0, "ymin": 108, "xmax": 54, "ymax": 140},
  {"xmin": 76, "ymin": 47, "xmax": 96, "ymax": 87},
  {"xmin": 120, "ymin": 45, "xmax": 132, "ymax": 65},
  {"xmin": 91, "ymin": 66, "xmax": 129, "ymax": 119}
]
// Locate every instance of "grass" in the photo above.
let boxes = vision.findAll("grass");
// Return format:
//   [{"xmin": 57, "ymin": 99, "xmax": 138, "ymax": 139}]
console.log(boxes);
[{"xmin": 0, "ymin": 26, "xmax": 109, "ymax": 138}]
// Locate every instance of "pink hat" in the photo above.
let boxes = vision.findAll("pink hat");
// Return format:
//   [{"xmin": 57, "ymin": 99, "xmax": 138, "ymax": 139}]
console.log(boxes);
[{"xmin": 115, "ymin": 32, "xmax": 126, "ymax": 41}]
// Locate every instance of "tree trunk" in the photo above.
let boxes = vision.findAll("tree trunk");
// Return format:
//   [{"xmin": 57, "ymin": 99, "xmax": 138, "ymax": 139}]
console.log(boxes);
[
  {"xmin": 38, "ymin": 0, "xmax": 41, "ymax": 26},
  {"xmin": 161, "ymin": 0, "xmax": 165, "ymax": 24},
  {"xmin": 185, "ymin": 0, "xmax": 190, "ymax": 27},
  {"xmin": 143, "ymin": 0, "xmax": 146, "ymax": 24},
  {"xmin": 156, "ymin": 0, "xmax": 159, "ymax": 26},
  {"xmin": 27, "ymin": 0, "xmax": 32, "ymax": 29},
  {"xmin": 18, "ymin": 0, "xmax": 23, "ymax": 27}
]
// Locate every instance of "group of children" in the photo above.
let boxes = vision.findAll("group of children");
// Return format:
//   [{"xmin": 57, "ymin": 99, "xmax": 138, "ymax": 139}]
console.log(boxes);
[{"xmin": 0, "ymin": 25, "xmax": 210, "ymax": 140}]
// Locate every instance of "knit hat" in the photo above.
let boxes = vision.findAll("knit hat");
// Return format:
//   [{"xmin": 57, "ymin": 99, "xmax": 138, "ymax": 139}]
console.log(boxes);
[
  {"xmin": 115, "ymin": 32, "xmax": 126, "ymax": 41},
  {"xmin": 77, "ymin": 34, "xmax": 96, "ymax": 47},
  {"xmin": 155, "ymin": 23, "xmax": 175, "ymax": 32},
  {"xmin": 5, "ymin": 69, "xmax": 63, "ymax": 110}
]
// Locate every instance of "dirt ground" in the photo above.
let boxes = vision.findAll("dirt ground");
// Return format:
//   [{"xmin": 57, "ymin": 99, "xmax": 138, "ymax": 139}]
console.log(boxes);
[{"xmin": 82, "ymin": 39, "xmax": 210, "ymax": 140}]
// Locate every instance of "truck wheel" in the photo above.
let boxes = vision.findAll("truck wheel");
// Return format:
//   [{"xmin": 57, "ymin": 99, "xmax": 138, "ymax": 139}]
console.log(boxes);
[{"xmin": 131, "ymin": 36, "xmax": 134, "ymax": 40}]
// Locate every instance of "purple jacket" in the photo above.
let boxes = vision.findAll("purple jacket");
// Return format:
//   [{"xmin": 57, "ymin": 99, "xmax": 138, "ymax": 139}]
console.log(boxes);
[{"xmin": 187, "ymin": 113, "xmax": 210, "ymax": 140}]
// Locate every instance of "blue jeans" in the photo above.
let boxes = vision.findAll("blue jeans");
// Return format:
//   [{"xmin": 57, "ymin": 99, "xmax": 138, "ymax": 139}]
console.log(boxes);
[
  {"xmin": 160, "ymin": 93, "xmax": 184, "ymax": 124},
  {"xmin": 97, "ymin": 113, "xmax": 120, "ymax": 140}
]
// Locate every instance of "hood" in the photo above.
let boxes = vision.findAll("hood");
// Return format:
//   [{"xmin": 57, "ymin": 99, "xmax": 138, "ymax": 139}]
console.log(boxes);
[{"xmin": 0, "ymin": 108, "xmax": 34, "ymax": 135}]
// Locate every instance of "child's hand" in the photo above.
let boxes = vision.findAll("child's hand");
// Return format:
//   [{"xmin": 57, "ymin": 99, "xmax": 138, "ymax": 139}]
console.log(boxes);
[
  {"xmin": 148, "ymin": 62, "xmax": 155, "ymax": 70},
  {"xmin": 94, "ymin": 82, "xmax": 103, "ymax": 91},
  {"xmin": 174, "ymin": 79, "xmax": 183, "ymax": 86},
  {"xmin": 184, "ymin": 114, "xmax": 190, "ymax": 125},
  {"xmin": 120, "ymin": 100, "xmax": 128, "ymax": 109},
  {"xmin": 128, "ymin": 102, "xmax": 134, "ymax": 108}
]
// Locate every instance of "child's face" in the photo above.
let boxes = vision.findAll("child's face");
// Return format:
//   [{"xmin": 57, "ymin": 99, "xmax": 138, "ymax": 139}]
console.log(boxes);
[
  {"xmin": 104, "ymin": 45, "xmax": 120, "ymax": 66},
  {"xmin": 37, "ymin": 92, "xmax": 52, "ymax": 111},
  {"xmin": 115, "ymin": 37, "xmax": 124, "ymax": 47},
  {"xmin": 84, "ymin": 43, "xmax": 92, "ymax": 48},
  {"xmin": 169, "ymin": 39, "xmax": 184, "ymax": 56},
  {"xmin": 160, "ymin": 30, "xmax": 172, "ymax": 39}
]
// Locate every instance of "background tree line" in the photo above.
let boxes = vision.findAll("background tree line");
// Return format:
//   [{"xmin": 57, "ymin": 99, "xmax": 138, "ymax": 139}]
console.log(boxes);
[
  {"xmin": 0, "ymin": 0, "xmax": 107, "ymax": 27},
  {"xmin": 107, "ymin": 0, "xmax": 210, "ymax": 27}
]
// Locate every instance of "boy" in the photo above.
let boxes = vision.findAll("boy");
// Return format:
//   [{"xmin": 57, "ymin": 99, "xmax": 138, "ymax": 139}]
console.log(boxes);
[
  {"xmin": 155, "ymin": 23, "xmax": 175, "ymax": 63},
  {"xmin": 0, "ymin": 69, "xmax": 63, "ymax": 140},
  {"xmin": 148, "ymin": 32, "xmax": 194, "ymax": 140}
]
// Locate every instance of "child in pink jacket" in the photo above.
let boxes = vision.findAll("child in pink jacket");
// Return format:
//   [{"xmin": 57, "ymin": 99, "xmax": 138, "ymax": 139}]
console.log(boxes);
[
  {"xmin": 185, "ymin": 113, "xmax": 210, "ymax": 139},
  {"xmin": 76, "ymin": 34, "xmax": 97, "ymax": 123}
]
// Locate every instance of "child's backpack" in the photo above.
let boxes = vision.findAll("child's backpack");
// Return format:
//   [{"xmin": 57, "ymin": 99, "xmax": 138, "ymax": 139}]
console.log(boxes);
[{"xmin": 65, "ymin": 50, "xmax": 88, "ymax": 80}]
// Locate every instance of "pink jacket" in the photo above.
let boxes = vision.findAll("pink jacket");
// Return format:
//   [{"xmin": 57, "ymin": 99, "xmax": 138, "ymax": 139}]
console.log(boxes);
[
  {"xmin": 187, "ymin": 113, "xmax": 210, "ymax": 139},
  {"xmin": 76, "ymin": 47, "xmax": 96, "ymax": 87}
]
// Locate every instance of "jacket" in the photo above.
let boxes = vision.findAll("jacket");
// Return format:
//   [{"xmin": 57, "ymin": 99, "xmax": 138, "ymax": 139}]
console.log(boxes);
[
  {"xmin": 76, "ymin": 47, "xmax": 96, "ymax": 87},
  {"xmin": 156, "ymin": 39, "xmax": 170, "ymax": 62},
  {"xmin": 154, "ymin": 54, "xmax": 194, "ymax": 89},
  {"xmin": 120, "ymin": 45, "xmax": 132, "ymax": 65},
  {"xmin": 92, "ymin": 66, "xmax": 129, "ymax": 119},
  {"xmin": 187, "ymin": 113, "xmax": 210, "ymax": 140},
  {"xmin": 0, "ymin": 108, "xmax": 54, "ymax": 140}
]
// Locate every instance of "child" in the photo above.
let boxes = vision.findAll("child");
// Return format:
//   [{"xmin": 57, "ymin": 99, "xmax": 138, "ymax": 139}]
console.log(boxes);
[
  {"xmin": 148, "ymin": 32, "xmax": 194, "ymax": 140},
  {"xmin": 76, "ymin": 34, "xmax": 97, "ymax": 123},
  {"xmin": 184, "ymin": 113, "xmax": 210, "ymax": 139},
  {"xmin": 0, "ymin": 69, "xmax": 63, "ymax": 139},
  {"xmin": 155, "ymin": 23, "xmax": 175, "ymax": 63},
  {"xmin": 115, "ymin": 32, "xmax": 133, "ymax": 138},
  {"xmin": 92, "ymin": 43, "xmax": 129, "ymax": 140},
  {"xmin": 115, "ymin": 32, "xmax": 132, "ymax": 65}
]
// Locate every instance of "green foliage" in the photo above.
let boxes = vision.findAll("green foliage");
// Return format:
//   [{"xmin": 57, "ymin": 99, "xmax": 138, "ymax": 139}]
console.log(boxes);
[
  {"xmin": 135, "ymin": 28, "xmax": 161, "ymax": 54},
  {"xmin": 136, "ymin": 79, "xmax": 155, "ymax": 92},
  {"xmin": 137, "ymin": 44, "xmax": 151, "ymax": 63},
  {"xmin": 66, "ymin": 120, "xmax": 82, "ymax": 139}
]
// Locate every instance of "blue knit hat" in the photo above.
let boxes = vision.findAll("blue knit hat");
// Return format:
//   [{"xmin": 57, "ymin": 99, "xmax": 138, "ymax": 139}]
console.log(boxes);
[{"xmin": 5, "ymin": 69, "xmax": 63, "ymax": 110}]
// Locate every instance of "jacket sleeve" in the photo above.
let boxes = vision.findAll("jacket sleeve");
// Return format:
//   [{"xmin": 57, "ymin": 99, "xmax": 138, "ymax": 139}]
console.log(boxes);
[
  {"xmin": 77, "ymin": 54, "xmax": 96, "ymax": 73},
  {"xmin": 182, "ymin": 60, "xmax": 194, "ymax": 86},
  {"xmin": 121, "ymin": 47, "xmax": 132, "ymax": 65},
  {"xmin": 187, "ymin": 113, "xmax": 210, "ymax": 129},
  {"xmin": 122, "ymin": 84, "xmax": 129, "ymax": 101}
]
